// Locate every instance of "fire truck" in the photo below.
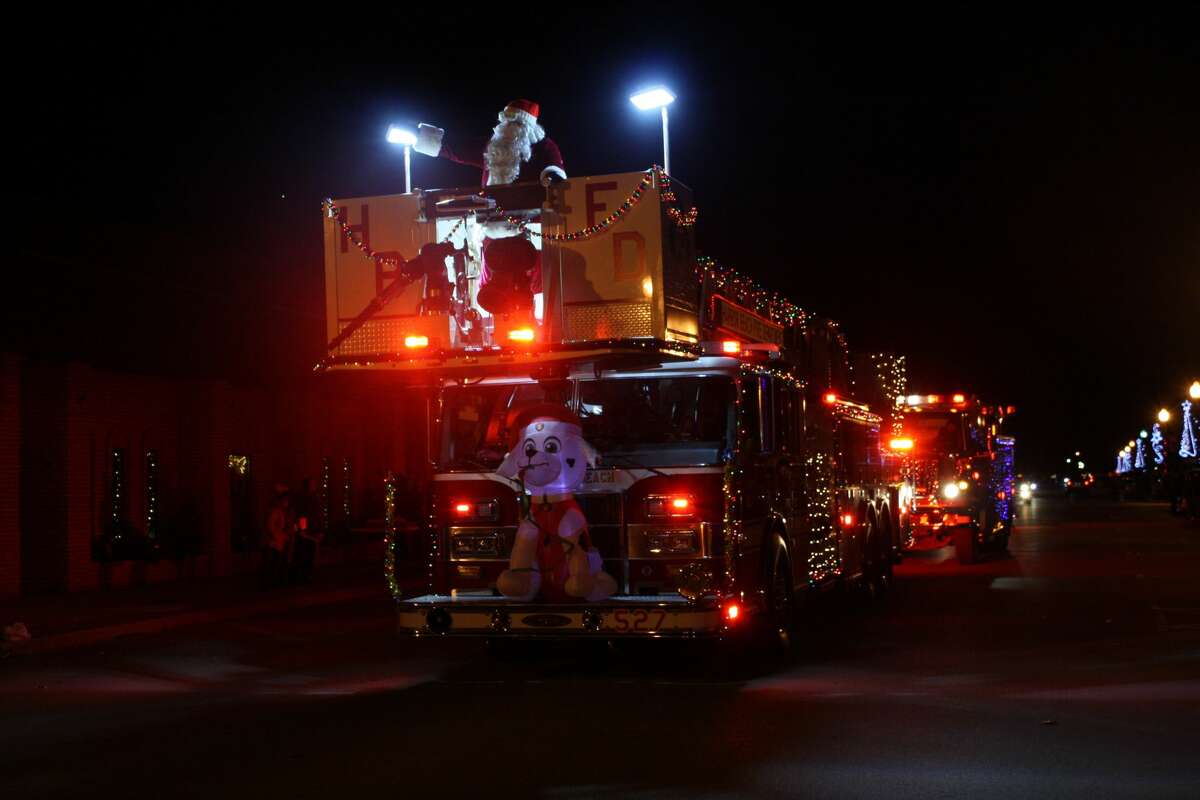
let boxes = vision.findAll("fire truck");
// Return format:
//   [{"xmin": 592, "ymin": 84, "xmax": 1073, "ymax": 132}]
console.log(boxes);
[
  {"xmin": 320, "ymin": 168, "xmax": 902, "ymax": 649},
  {"xmin": 893, "ymin": 393, "xmax": 1015, "ymax": 563}
]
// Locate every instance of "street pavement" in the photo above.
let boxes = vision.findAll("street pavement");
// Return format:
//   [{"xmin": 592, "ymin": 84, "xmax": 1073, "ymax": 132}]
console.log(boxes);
[{"xmin": 2, "ymin": 497, "xmax": 1199, "ymax": 799}]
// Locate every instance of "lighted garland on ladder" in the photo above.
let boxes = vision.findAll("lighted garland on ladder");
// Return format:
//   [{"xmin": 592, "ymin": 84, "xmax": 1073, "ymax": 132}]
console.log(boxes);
[
  {"xmin": 383, "ymin": 473, "xmax": 402, "ymax": 601},
  {"xmin": 497, "ymin": 166, "xmax": 697, "ymax": 241},
  {"xmin": 323, "ymin": 201, "xmax": 465, "ymax": 266}
]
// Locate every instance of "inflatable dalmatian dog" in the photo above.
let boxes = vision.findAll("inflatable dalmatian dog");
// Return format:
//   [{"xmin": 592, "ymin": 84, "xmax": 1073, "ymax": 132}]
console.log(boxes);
[{"xmin": 496, "ymin": 404, "xmax": 618, "ymax": 602}]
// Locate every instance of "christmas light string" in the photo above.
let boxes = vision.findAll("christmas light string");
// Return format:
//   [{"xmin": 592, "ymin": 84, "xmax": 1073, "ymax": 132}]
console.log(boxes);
[{"xmin": 1181, "ymin": 400, "xmax": 1197, "ymax": 459}]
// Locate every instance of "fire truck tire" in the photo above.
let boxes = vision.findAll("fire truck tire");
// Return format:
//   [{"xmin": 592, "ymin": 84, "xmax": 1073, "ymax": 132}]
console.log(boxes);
[
  {"xmin": 861, "ymin": 516, "xmax": 892, "ymax": 603},
  {"xmin": 953, "ymin": 525, "xmax": 978, "ymax": 564},
  {"xmin": 765, "ymin": 544, "xmax": 797, "ymax": 657}
]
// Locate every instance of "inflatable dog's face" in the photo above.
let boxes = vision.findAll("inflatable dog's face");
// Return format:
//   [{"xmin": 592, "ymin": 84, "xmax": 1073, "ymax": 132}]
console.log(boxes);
[{"xmin": 498, "ymin": 418, "xmax": 596, "ymax": 493}]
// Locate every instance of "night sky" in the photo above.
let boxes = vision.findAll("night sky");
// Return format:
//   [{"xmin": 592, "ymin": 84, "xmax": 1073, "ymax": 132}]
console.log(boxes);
[{"xmin": 13, "ymin": 7, "xmax": 1198, "ymax": 472}]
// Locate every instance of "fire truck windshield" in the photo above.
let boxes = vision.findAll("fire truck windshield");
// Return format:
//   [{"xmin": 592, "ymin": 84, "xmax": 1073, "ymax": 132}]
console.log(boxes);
[
  {"xmin": 437, "ymin": 376, "xmax": 735, "ymax": 471},
  {"xmin": 902, "ymin": 412, "xmax": 967, "ymax": 456},
  {"xmin": 578, "ymin": 376, "xmax": 735, "ymax": 467}
]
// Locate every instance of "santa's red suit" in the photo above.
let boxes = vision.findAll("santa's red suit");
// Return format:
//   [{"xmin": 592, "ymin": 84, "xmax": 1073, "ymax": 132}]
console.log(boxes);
[{"xmin": 413, "ymin": 99, "xmax": 566, "ymax": 187}]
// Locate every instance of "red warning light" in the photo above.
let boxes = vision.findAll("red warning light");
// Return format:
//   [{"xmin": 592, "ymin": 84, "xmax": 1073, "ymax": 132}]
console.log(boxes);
[
  {"xmin": 721, "ymin": 340, "xmax": 741, "ymax": 355},
  {"xmin": 823, "ymin": 392, "xmax": 838, "ymax": 405},
  {"xmin": 724, "ymin": 602, "xmax": 741, "ymax": 622}
]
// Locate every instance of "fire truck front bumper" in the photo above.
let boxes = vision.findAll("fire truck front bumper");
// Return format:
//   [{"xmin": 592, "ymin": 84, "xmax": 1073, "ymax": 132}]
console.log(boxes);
[
  {"xmin": 397, "ymin": 592, "xmax": 727, "ymax": 639},
  {"xmin": 909, "ymin": 504, "xmax": 975, "ymax": 548}
]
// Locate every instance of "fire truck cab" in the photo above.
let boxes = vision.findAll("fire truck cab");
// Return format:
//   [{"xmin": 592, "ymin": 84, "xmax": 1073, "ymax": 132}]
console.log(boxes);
[
  {"xmin": 321, "ymin": 169, "xmax": 900, "ymax": 646},
  {"xmin": 896, "ymin": 393, "xmax": 1015, "ymax": 563}
]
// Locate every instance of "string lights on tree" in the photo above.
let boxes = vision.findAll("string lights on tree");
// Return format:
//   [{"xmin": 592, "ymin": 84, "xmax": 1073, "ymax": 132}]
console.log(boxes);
[
  {"xmin": 1151, "ymin": 423, "xmax": 1166, "ymax": 465},
  {"xmin": 1181, "ymin": 399, "xmax": 1197, "ymax": 459}
]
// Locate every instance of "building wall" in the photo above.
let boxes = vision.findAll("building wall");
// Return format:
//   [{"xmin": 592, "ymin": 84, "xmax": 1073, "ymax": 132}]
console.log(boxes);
[
  {"xmin": 3, "ymin": 356, "xmax": 427, "ymax": 597},
  {"xmin": 0, "ymin": 355, "xmax": 20, "ymax": 596}
]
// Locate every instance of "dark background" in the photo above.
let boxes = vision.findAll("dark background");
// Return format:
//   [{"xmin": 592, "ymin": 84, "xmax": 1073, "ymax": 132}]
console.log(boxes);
[{"xmin": 10, "ymin": 6, "xmax": 1198, "ymax": 473}]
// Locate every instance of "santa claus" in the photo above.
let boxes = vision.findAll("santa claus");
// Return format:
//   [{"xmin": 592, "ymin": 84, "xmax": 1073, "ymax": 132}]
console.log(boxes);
[{"xmin": 413, "ymin": 99, "xmax": 567, "ymax": 187}]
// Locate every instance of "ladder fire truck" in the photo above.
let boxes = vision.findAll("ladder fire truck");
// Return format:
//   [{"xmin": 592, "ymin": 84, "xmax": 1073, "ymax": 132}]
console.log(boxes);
[
  {"xmin": 321, "ymin": 167, "xmax": 902, "ymax": 647},
  {"xmin": 893, "ymin": 393, "xmax": 1015, "ymax": 563}
]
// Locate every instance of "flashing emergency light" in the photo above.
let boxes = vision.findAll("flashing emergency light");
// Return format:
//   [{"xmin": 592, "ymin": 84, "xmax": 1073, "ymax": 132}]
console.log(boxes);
[
  {"xmin": 839, "ymin": 512, "xmax": 856, "ymax": 528},
  {"xmin": 404, "ymin": 335, "xmax": 429, "ymax": 349},
  {"xmin": 670, "ymin": 497, "xmax": 690, "ymax": 511},
  {"xmin": 507, "ymin": 327, "xmax": 536, "ymax": 343},
  {"xmin": 889, "ymin": 438, "xmax": 914, "ymax": 451},
  {"xmin": 823, "ymin": 392, "xmax": 838, "ymax": 405},
  {"xmin": 454, "ymin": 503, "xmax": 472, "ymax": 515},
  {"xmin": 943, "ymin": 483, "xmax": 961, "ymax": 500},
  {"xmin": 723, "ymin": 601, "xmax": 741, "ymax": 622},
  {"xmin": 952, "ymin": 393, "xmax": 966, "ymax": 404},
  {"xmin": 906, "ymin": 395, "xmax": 922, "ymax": 406},
  {"xmin": 721, "ymin": 340, "xmax": 741, "ymax": 354}
]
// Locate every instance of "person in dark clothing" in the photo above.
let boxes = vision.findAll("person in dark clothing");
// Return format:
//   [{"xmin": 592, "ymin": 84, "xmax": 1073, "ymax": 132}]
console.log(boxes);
[
  {"xmin": 290, "ymin": 477, "xmax": 323, "ymax": 584},
  {"xmin": 262, "ymin": 487, "xmax": 293, "ymax": 588}
]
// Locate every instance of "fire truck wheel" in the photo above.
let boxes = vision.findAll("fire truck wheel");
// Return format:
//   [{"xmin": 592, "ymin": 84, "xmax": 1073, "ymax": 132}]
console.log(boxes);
[
  {"xmin": 861, "ymin": 517, "xmax": 891, "ymax": 603},
  {"xmin": 953, "ymin": 524, "xmax": 977, "ymax": 564},
  {"xmin": 765, "ymin": 544, "xmax": 797, "ymax": 657}
]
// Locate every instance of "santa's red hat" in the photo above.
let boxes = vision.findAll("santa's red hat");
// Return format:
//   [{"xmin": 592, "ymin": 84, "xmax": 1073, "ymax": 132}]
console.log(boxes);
[
  {"xmin": 508, "ymin": 403, "xmax": 580, "ymax": 447},
  {"xmin": 502, "ymin": 99, "xmax": 540, "ymax": 126}
]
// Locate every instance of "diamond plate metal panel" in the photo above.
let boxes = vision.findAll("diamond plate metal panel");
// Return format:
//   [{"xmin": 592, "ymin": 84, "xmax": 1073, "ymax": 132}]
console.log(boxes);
[{"xmin": 563, "ymin": 302, "xmax": 652, "ymax": 342}]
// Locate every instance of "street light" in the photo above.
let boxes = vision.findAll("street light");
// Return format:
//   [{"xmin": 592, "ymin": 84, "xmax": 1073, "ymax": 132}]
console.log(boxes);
[
  {"xmin": 630, "ymin": 86, "xmax": 676, "ymax": 175},
  {"xmin": 386, "ymin": 125, "xmax": 417, "ymax": 193},
  {"xmin": 1158, "ymin": 408, "xmax": 1171, "ymax": 424},
  {"xmin": 1190, "ymin": 381, "xmax": 1200, "ymax": 400}
]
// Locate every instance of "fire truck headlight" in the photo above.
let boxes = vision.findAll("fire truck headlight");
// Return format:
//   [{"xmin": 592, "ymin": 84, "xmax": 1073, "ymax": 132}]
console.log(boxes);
[
  {"xmin": 942, "ymin": 483, "xmax": 961, "ymax": 500},
  {"xmin": 1019, "ymin": 483, "xmax": 1032, "ymax": 500}
]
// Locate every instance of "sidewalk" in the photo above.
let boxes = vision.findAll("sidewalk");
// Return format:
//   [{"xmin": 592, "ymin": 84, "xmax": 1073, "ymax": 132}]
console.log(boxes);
[{"xmin": 2, "ymin": 561, "xmax": 424, "ymax": 656}]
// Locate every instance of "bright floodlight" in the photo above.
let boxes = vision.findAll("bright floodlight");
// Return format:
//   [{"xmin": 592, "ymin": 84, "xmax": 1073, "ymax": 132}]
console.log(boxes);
[
  {"xmin": 386, "ymin": 125, "xmax": 417, "ymax": 146},
  {"xmin": 630, "ymin": 87, "xmax": 676, "ymax": 110}
]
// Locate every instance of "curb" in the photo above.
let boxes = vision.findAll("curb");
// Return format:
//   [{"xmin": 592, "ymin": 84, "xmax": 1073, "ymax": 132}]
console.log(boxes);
[{"xmin": 17, "ymin": 584, "xmax": 389, "ymax": 656}]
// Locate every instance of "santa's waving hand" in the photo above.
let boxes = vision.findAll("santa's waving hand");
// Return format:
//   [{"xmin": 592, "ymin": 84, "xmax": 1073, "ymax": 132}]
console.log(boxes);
[{"xmin": 413, "ymin": 99, "xmax": 567, "ymax": 187}]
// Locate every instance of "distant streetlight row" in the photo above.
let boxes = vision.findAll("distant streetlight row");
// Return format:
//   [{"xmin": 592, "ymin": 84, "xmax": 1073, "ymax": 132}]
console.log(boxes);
[{"xmin": 385, "ymin": 86, "xmax": 678, "ymax": 193}]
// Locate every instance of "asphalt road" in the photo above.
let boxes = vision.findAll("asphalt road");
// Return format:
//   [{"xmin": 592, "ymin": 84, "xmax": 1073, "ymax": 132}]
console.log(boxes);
[{"xmin": 3, "ymin": 497, "xmax": 1199, "ymax": 799}]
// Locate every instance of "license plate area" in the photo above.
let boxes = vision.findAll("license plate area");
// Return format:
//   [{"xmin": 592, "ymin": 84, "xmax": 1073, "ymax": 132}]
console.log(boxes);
[{"xmin": 604, "ymin": 607, "xmax": 669, "ymax": 633}]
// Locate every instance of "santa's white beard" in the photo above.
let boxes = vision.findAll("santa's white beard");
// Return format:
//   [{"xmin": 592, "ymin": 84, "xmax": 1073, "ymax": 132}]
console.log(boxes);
[{"xmin": 484, "ymin": 119, "xmax": 544, "ymax": 185}]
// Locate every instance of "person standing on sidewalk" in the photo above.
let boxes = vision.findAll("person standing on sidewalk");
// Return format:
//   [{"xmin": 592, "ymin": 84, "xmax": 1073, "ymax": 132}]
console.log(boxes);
[
  {"xmin": 262, "ymin": 486, "xmax": 293, "ymax": 588},
  {"xmin": 290, "ymin": 477, "xmax": 323, "ymax": 584}
]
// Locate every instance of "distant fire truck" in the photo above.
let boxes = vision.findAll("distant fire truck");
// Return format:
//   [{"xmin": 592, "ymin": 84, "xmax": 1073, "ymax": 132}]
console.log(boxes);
[
  {"xmin": 320, "ymin": 168, "xmax": 902, "ymax": 648},
  {"xmin": 893, "ymin": 393, "xmax": 1015, "ymax": 563}
]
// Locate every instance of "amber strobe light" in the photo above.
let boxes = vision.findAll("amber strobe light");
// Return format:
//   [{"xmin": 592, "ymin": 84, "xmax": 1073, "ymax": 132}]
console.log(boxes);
[
  {"xmin": 889, "ymin": 438, "xmax": 914, "ymax": 451},
  {"xmin": 404, "ymin": 335, "xmax": 429, "ymax": 349},
  {"xmin": 507, "ymin": 327, "xmax": 536, "ymax": 343}
]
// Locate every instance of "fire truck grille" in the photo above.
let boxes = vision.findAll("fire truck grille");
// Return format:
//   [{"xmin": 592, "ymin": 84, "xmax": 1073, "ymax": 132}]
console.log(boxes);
[{"xmin": 575, "ymin": 493, "xmax": 622, "ymax": 561}]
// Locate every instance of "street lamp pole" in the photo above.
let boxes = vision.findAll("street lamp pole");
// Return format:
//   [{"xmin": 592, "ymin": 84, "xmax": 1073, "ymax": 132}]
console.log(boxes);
[
  {"xmin": 661, "ymin": 105, "xmax": 671, "ymax": 176},
  {"xmin": 386, "ymin": 125, "xmax": 418, "ymax": 193},
  {"xmin": 630, "ymin": 87, "xmax": 676, "ymax": 175}
]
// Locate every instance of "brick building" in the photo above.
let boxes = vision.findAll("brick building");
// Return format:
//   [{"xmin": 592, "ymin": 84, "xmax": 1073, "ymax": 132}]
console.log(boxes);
[{"xmin": 1, "ymin": 354, "xmax": 427, "ymax": 597}]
